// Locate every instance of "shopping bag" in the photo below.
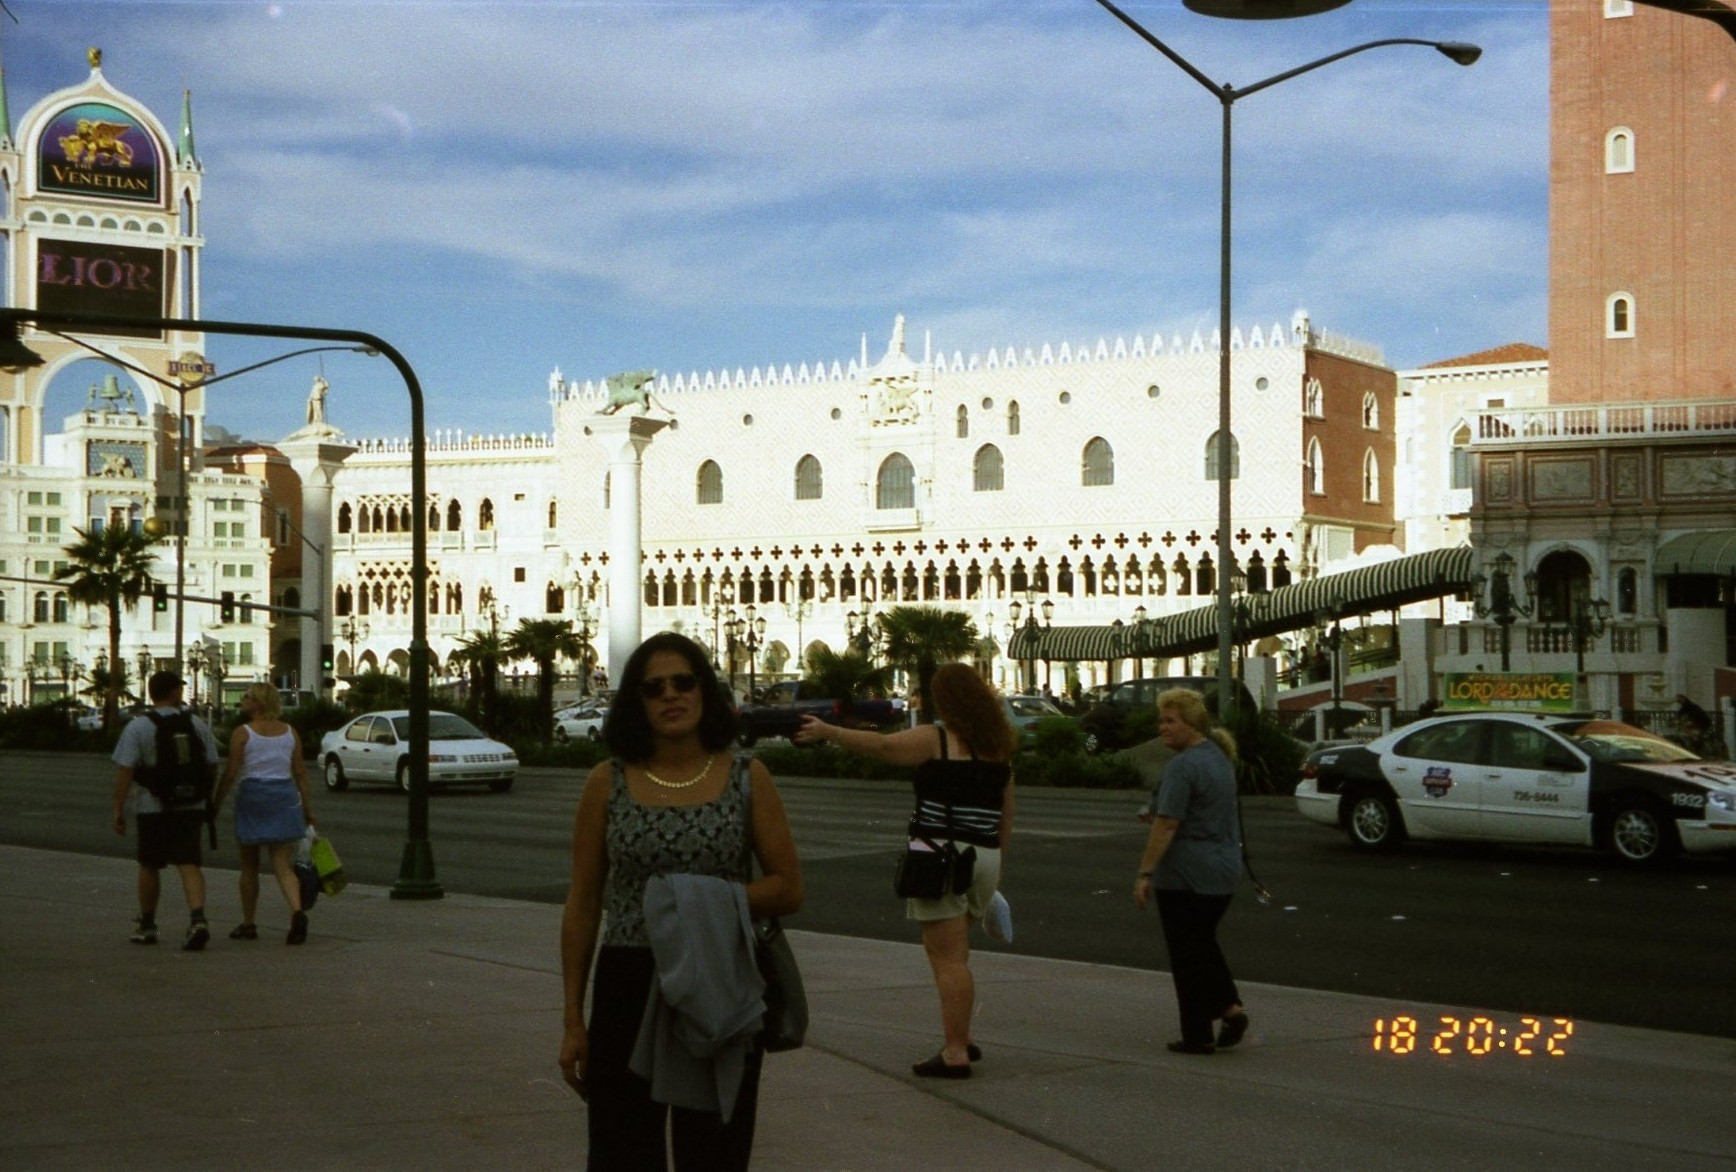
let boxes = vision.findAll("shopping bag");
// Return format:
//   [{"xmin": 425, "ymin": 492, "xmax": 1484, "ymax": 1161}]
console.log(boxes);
[
  {"xmin": 309, "ymin": 833, "xmax": 348, "ymax": 896},
  {"xmin": 294, "ymin": 829, "xmax": 320, "ymax": 909}
]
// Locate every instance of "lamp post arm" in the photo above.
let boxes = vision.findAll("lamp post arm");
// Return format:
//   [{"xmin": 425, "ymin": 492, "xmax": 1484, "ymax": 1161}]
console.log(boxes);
[
  {"xmin": 1233, "ymin": 38, "xmax": 1462, "ymax": 101},
  {"xmin": 1089, "ymin": 0, "xmax": 1222, "ymax": 96}
]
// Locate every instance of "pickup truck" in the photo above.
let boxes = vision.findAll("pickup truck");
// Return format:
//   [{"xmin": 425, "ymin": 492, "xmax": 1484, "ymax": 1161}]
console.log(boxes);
[{"xmin": 735, "ymin": 681, "xmax": 901, "ymax": 745}]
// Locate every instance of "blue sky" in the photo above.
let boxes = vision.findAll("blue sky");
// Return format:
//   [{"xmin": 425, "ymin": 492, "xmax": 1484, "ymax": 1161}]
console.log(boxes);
[{"xmin": 10, "ymin": 0, "xmax": 1549, "ymax": 443}]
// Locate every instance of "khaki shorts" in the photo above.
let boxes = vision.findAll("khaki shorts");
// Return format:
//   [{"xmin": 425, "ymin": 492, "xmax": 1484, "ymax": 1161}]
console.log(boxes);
[{"xmin": 907, "ymin": 845, "xmax": 1001, "ymax": 923}]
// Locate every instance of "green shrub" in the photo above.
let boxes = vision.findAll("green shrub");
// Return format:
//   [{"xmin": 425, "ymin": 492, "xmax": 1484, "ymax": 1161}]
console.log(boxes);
[
  {"xmin": 284, "ymin": 698, "xmax": 352, "ymax": 759},
  {"xmin": 749, "ymin": 742, "xmax": 914, "ymax": 781},
  {"xmin": 1028, "ymin": 715, "xmax": 1086, "ymax": 757},
  {"xmin": 1224, "ymin": 705, "xmax": 1306, "ymax": 795},
  {"xmin": 515, "ymin": 736, "xmax": 612, "ymax": 770},
  {"xmin": 1016, "ymin": 751, "xmax": 1143, "ymax": 789}
]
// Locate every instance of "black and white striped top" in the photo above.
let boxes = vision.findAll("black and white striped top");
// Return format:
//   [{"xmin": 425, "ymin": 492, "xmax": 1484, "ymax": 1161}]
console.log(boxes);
[{"xmin": 910, "ymin": 730, "xmax": 1010, "ymax": 849}]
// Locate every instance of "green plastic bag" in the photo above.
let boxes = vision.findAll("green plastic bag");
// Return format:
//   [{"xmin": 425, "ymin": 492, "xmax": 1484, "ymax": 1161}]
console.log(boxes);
[{"xmin": 309, "ymin": 834, "xmax": 347, "ymax": 896}]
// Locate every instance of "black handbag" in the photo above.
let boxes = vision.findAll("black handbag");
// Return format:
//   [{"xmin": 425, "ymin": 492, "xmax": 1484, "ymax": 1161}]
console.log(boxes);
[
  {"xmin": 894, "ymin": 835, "xmax": 977, "ymax": 899},
  {"xmin": 738, "ymin": 758, "xmax": 808, "ymax": 1051}
]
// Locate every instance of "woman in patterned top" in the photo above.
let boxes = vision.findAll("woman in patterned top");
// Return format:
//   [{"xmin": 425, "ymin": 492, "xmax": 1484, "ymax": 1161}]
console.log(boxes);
[
  {"xmin": 559, "ymin": 632, "xmax": 802, "ymax": 1170},
  {"xmin": 795, "ymin": 662, "xmax": 1016, "ymax": 1080}
]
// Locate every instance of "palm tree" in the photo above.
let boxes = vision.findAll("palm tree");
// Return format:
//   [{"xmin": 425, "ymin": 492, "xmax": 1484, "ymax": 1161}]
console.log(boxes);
[
  {"xmin": 504, "ymin": 618, "xmax": 586, "ymax": 742},
  {"xmin": 53, "ymin": 525, "xmax": 160, "ymax": 728},
  {"xmin": 878, "ymin": 605, "xmax": 979, "ymax": 723},
  {"xmin": 802, "ymin": 646, "xmax": 889, "ymax": 705},
  {"xmin": 450, "ymin": 627, "xmax": 507, "ymax": 732}
]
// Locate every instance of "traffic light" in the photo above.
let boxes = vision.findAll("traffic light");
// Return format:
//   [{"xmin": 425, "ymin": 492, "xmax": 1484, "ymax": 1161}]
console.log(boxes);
[
  {"xmin": 152, "ymin": 584, "xmax": 169, "ymax": 613},
  {"xmin": 219, "ymin": 591, "xmax": 236, "ymax": 623},
  {"xmin": 320, "ymin": 643, "xmax": 335, "ymax": 672}
]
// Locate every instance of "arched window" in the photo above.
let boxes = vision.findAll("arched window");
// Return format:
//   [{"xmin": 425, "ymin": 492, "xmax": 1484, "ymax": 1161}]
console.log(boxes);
[
  {"xmin": 1308, "ymin": 437, "xmax": 1325, "ymax": 494},
  {"xmin": 1362, "ymin": 392, "xmax": 1379, "ymax": 430},
  {"xmin": 876, "ymin": 453, "xmax": 915, "ymax": 509},
  {"xmin": 478, "ymin": 498, "xmax": 495, "ymax": 531},
  {"xmin": 794, "ymin": 455, "xmax": 823, "ymax": 501},
  {"xmin": 1605, "ymin": 127, "xmax": 1634, "ymax": 173},
  {"xmin": 335, "ymin": 586, "xmax": 352, "ymax": 617},
  {"xmin": 697, "ymin": 460, "xmax": 724, "ymax": 505},
  {"xmin": 33, "ymin": 590, "xmax": 49, "ymax": 622},
  {"xmin": 1081, "ymin": 437, "xmax": 1114, "ymax": 487},
  {"xmin": 1246, "ymin": 551, "xmax": 1267, "ymax": 593},
  {"xmin": 371, "ymin": 506, "xmax": 385, "ymax": 532},
  {"xmin": 546, "ymin": 583, "xmax": 564, "ymax": 613},
  {"xmin": 547, "ymin": 500, "xmax": 557, "ymax": 528},
  {"xmin": 1617, "ymin": 567, "xmax": 1638, "ymax": 615},
  {"xmin": 1272, "ymin": 551, "xmax": 1292, "ymax": 588},
  {"xmin": 1607, "ymin": 292, "xmax": 1635, "ymax": 338},
  {"xmin": 1362, "ymin": 449, "xmax": 1381, "ymax": 503},
  {"xmin": 284, "ymin": 587, "xmax": 301, "ymax": 610},
  {"xmin": 1303, "ymin": 377, "xmax": 1324, "ymax": 418},
  {"xmin": 399, "ymin": 505, "xmax": 411, "ymax": 531},
  {"xmin": 1007, "ymin": 401, "xmax": 1021, "ymax": 436},
  {"xmin": 427, "ymin": 503, "xmax": 439, "ymax": 533},
  {"xmin": 1203, "ymin": 431, "xmax": 1239, "ymax": 480},
  {"xmin": 337, "ymin": 502, "xmax": 352, "ymax": 534},
  {"xmin": 446, "ymin": 500, "xmax": 462, "ymax": 531},
  {"xmin": 52, "ymin": 593, "xmax": 69, "ymax": 622},
  {"xmin": 956, "ymin": 405, "xmax": 969, "ymax": 439},
  {"xmin": 1449, "ymin": 423, "xmax": 1473, "ymax": 490},
  {"xmin": 973, "ymin": 444, "xmax": 1004, "ymax": 492},
  {"xmin": 644, "ymin": 572, "xmax": 659, "ymax": 607}
]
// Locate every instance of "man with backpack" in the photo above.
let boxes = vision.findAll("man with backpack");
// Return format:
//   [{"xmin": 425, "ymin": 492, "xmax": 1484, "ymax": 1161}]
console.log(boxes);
[{"xmin": 112, "ymin": 671, "xmax": 221, "ymax": 949}]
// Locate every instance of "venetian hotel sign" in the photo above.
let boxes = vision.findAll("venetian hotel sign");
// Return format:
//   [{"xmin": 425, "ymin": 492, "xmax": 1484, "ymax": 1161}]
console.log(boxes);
[{"xmin": 37, "ymin": 100, "xmax": 162, "ymax": 204}]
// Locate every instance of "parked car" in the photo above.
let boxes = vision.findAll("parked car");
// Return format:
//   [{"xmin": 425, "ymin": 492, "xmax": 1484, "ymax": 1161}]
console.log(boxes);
[
  {"xmin": 72, "ymin": 706, "xmax": 105, "ymax": 731},
  {"xmin": 553, "ymin": 701, "xmax": 606, "ymax": 743},
  {"xmin": 1003, "ymin": 693, "xmax": 1070, "ymax": 747},
  {"xmin": 319, "ymin": 709, "xmax": 517, "ymax": 793},
  {"xmin": 736, "ymin": 681, "xmax": 900, "ymax": 746},
  {"xmin": 1079, "ymin": 676, "xmax": 1257, "ymax": 754},
  {"xmin": 1294, "ymin": 712, "xmax": 1736, "ymax": 865}
]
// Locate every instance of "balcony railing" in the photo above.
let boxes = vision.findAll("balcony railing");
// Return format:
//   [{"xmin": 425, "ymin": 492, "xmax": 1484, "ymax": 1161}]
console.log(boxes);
[{"xmin": 1476, "ymin": 400, "xmax": 1736, "ymax": 446}]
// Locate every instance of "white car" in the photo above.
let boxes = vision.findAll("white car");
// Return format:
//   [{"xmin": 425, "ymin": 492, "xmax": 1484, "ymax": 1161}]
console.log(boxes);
[
  {"xmin": 553, "ymin": 701, "xmax": 606, "ymax": 743},
  {"xmin": 1296, "ymin": 712, "xmax": 1736, "ymax": 865},
  {"xmin": 319, "ymin": 709, "xmax": 517, "ymax": 793}
]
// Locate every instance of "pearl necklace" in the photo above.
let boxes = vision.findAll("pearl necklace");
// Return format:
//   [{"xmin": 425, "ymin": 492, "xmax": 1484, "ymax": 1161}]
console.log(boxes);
[{"xmin": 643, "ymin": 754, "xmax": 716, "ymax": 790}]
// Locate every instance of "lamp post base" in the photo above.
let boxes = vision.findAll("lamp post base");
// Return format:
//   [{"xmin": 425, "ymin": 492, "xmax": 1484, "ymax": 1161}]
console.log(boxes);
[{"xmin": 391, "ymin": 840, "xmax": 445, "ymax": 901}]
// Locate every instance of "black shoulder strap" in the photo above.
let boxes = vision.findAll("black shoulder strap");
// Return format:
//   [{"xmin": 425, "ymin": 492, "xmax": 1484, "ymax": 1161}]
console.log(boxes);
[
  {"xmin": 736, "ymin": 754, "xmax": 755, "ymax": 876},
  {"xmin": 937, "ymin": 725, "xmax": 948, "ymax": 759}
]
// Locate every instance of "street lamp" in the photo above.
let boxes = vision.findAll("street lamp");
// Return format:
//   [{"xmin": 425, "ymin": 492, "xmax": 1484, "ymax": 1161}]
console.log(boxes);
[
  {"xmin": 186, "ymin": 642, "xmax": 206, "ymax": 709},
  {"xmin": 136, "ymin": 646, "xmax": 152, "ymax": 699},
  {"xmin": 1472, "ymin": 551, "xmax": 1536, "ymax": 673},
  {"xmin": 1312, "ymin": 602, "xmax": 1347, "ymax": 730},
  {"xmin": 737, "ymin": 604, "xmax": 766, "ymax": 701},
  {"xmin": 340, "ymin": 617, "xmax": 370, "ymax": 676},
  {"xmin": 1089, "ymin": 0, "xmax": 1479, "ymax": 718},
  {"xmin": 573, "ymin": 593, "xmax": 598, "ymax": 697},
  {"xmin": 786, "ymin": 598, "xmax": 813, "ymax": 678},
  {"xmin": 1558, "ymin": 588, "xmax": 1612, "ymax": 677},
  {"xmin": 1, "ymin": 306, "xmax": 439, "ymax": 900}
]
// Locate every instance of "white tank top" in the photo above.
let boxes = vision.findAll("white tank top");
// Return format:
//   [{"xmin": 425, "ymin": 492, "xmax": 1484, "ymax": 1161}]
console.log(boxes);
[{"xmin": 241, "ymin": 725, "xmax": 297, "ymax": 779}]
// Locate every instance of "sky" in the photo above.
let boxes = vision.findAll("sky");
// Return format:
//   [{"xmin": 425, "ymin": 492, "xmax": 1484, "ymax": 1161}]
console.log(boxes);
[{"xmin": 9, "ymin": 0, "xmax": 1550, "ymax": 444}]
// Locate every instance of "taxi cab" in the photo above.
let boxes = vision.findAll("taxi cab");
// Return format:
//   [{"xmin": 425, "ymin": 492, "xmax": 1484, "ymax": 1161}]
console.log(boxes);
[{"xmin": 1295, "ymin": 712, "xmax": 1736, "ymax": 865}]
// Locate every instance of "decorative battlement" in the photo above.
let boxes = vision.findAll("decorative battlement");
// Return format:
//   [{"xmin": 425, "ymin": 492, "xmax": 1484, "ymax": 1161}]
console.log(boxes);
[
  {"xmin": 545, "ymin": 314, "xmax": 1383, "ymax": 406},
  {"xmin": 349, "ymin": 431, "xmax": 555, "ymax": 455}
]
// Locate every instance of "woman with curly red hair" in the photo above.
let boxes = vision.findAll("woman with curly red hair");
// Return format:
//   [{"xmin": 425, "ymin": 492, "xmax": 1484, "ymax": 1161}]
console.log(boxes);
[{"xmin": 796, "ymin": 661, "xmax": 1016, "ymax": 1079}]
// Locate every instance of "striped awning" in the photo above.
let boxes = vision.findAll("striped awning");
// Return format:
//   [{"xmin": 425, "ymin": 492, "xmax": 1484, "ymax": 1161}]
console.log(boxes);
[
  {"xmin": 1006, "ymin": 546, "xmax": 1477, "ymax": 662},
  {"xmin": 1655, "ymin": 530, "xmax": 1736, "ymax": 576}
]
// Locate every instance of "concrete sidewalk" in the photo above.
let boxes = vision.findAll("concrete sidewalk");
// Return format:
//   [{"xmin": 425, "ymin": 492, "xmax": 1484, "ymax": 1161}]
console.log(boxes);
[{"xmin": 2, "ymin": 844, "xmax": 1730, "ymax": 1171}]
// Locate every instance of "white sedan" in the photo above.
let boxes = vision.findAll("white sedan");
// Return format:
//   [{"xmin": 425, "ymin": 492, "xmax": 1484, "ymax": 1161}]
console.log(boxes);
[
  {"xmin": 553, "ymin": 701, "xmax": 606, "ymax": 743},
  {"xmin": 319, "ymin": 710, "xmax": 517, "ymax": 793}
]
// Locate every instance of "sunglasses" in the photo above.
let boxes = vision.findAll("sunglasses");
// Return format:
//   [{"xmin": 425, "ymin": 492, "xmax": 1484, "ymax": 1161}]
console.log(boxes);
[{"xmin": 638, "ymin": 672, "xmax": 700, "ymax": 700}]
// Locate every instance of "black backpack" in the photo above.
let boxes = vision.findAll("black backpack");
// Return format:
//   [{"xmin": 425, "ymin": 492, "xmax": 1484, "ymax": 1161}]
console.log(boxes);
[{"xmin": 138, "ymin": 710, "xmax": 214, "ymax": 809}]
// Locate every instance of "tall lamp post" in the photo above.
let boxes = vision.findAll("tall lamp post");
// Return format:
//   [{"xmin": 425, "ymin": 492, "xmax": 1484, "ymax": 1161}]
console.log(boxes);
[
  {"xmin": 340, "ymin": 617, "xmax": 370, "ymax": 677},
  {"xmin": 1089, "ymin": 0, "xmax": 1479, "ymax": 718},
  {"xmin": 1560, "ymin": 588, "xmax": 1612, "ymax": 677},
  {"xmin": 786, "ymin": 598, "xmax": 813, "ymax": 679},
  {"xmin": 738, "ymin": 604, "xmax": 766, "ymax": 701},
  {"xmin": 1472, "ymin": 551, "xmax": 1535, "ymax": 673},
  {"xmin": 1, "ymin": 306, "xmax": 439, "ymax": 900},
  {"xmin": 1312, "ymin": 603, "xmax": 1346, "ymax": 729},
  {"xmin": 573, "ymin": 594, "xmax": 597, "ymax": 698}
]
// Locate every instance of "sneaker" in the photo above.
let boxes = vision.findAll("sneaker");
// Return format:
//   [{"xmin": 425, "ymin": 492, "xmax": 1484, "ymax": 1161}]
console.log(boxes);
[
  {"xmin": 130, "ymin": 919, "xmax": 158, "ymax": 945},
  {"xmin": 286, "ymin": 911, "xmax": 309, "ymax": 946},
  {"xmin": 229, "ymin": 923, "xmax": 258, "ymax": 941},
  {"xmin": 183, "ymin": 920, "xmax": 210, "ymax": 952}
]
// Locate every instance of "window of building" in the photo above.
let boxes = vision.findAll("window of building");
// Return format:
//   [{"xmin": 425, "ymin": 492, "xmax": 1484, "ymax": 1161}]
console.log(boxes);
[
  {"xmin": 1606, "ymin": 293, "xmax": 1635, "ymax": 338},
  {"xmin": 1308, "ymin": 437, "xmax": 1325, "ymax": 494},
  {"xmin": 1605, "ymin": 127, "xmax": 1634, "ymax": 173},
  {"xmin": 1604, "ymin": 0, "xmax": 1632, "ymax": 16},
  {"xmin": 956, "ymin": 405, "xmax": 969, "ymax": 439},
  {"xmin": 973, "ymin": 445, "xmax": 1004, "ymax": 492},
  {"xmin": 1007, "ymin": 401, "xmax": 1021, "ymax": 436},
  {"xmin": 795, "ymin": 455, "xmax": 823, "ymax": 501},
  {"xmin": 1203, "ymin": 431, "xmax": 1239, "ymax": 481},
  {"xmin": 275, "ymin": 509, "xmax": 291, "ymax": 546},
  {"xmin": 547, "ymin": 500, "xmax": 557, "ymax": 528},
  {"xmin": 513, "ymin": 566, "xmax": 527, "ymax": 583},
  {"xmin": 478, "ymin": 498, "xmax": 495, "ymax": 530},
  {"xmin": 446, "ymin": 500, "xmax": 462, "ymax": 531},
  {"xmin": 876, "ymin": 453, "xmax": 915, "ymax": 509},
  {"xmin": 697, "ymin": 460, "xmax": 724, "ymax": 505},
  {"xmin": 1362, "ymin": 449, "xmax": 1381, "ymax": 503},
  {"xmin": 1450, "ymin": 423, "xmax": 1473, "ymax": 490},
  {"xmin": 1081, "ymin": 437, "xmax": 1113, "ymax": 486},
  {"xmin": 1362, "ymin": 392, "xmax": 1379, "ymax": 430}
]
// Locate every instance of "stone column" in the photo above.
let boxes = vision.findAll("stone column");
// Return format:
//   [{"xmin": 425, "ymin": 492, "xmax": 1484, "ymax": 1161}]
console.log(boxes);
[
  {"xmin": 278, "ymin": 432, "xmax": 356, "ymax": 700},
  {"xmin": 584, "ymin": 414, "xmax": 669, "ymax": 687}
]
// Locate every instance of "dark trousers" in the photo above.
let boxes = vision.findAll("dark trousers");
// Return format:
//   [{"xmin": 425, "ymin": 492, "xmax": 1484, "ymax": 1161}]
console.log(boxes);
[
  {"xmin": 587, "ymin": 945, "xmax": 763, "ymax": 1172},
  {"xmin": 1155, "ymin": 889, "xmax": 1241, "ymax": 1047}
]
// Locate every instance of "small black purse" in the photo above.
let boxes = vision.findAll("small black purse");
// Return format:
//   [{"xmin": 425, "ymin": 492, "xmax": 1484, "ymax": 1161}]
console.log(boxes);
[
  {"xmin": 894, "ymin": 834, "xmax": 976, "ymax": 899},
  {"xmin": 738, "ymin": 758, "xmax": 808, "ymax": 1052}
]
